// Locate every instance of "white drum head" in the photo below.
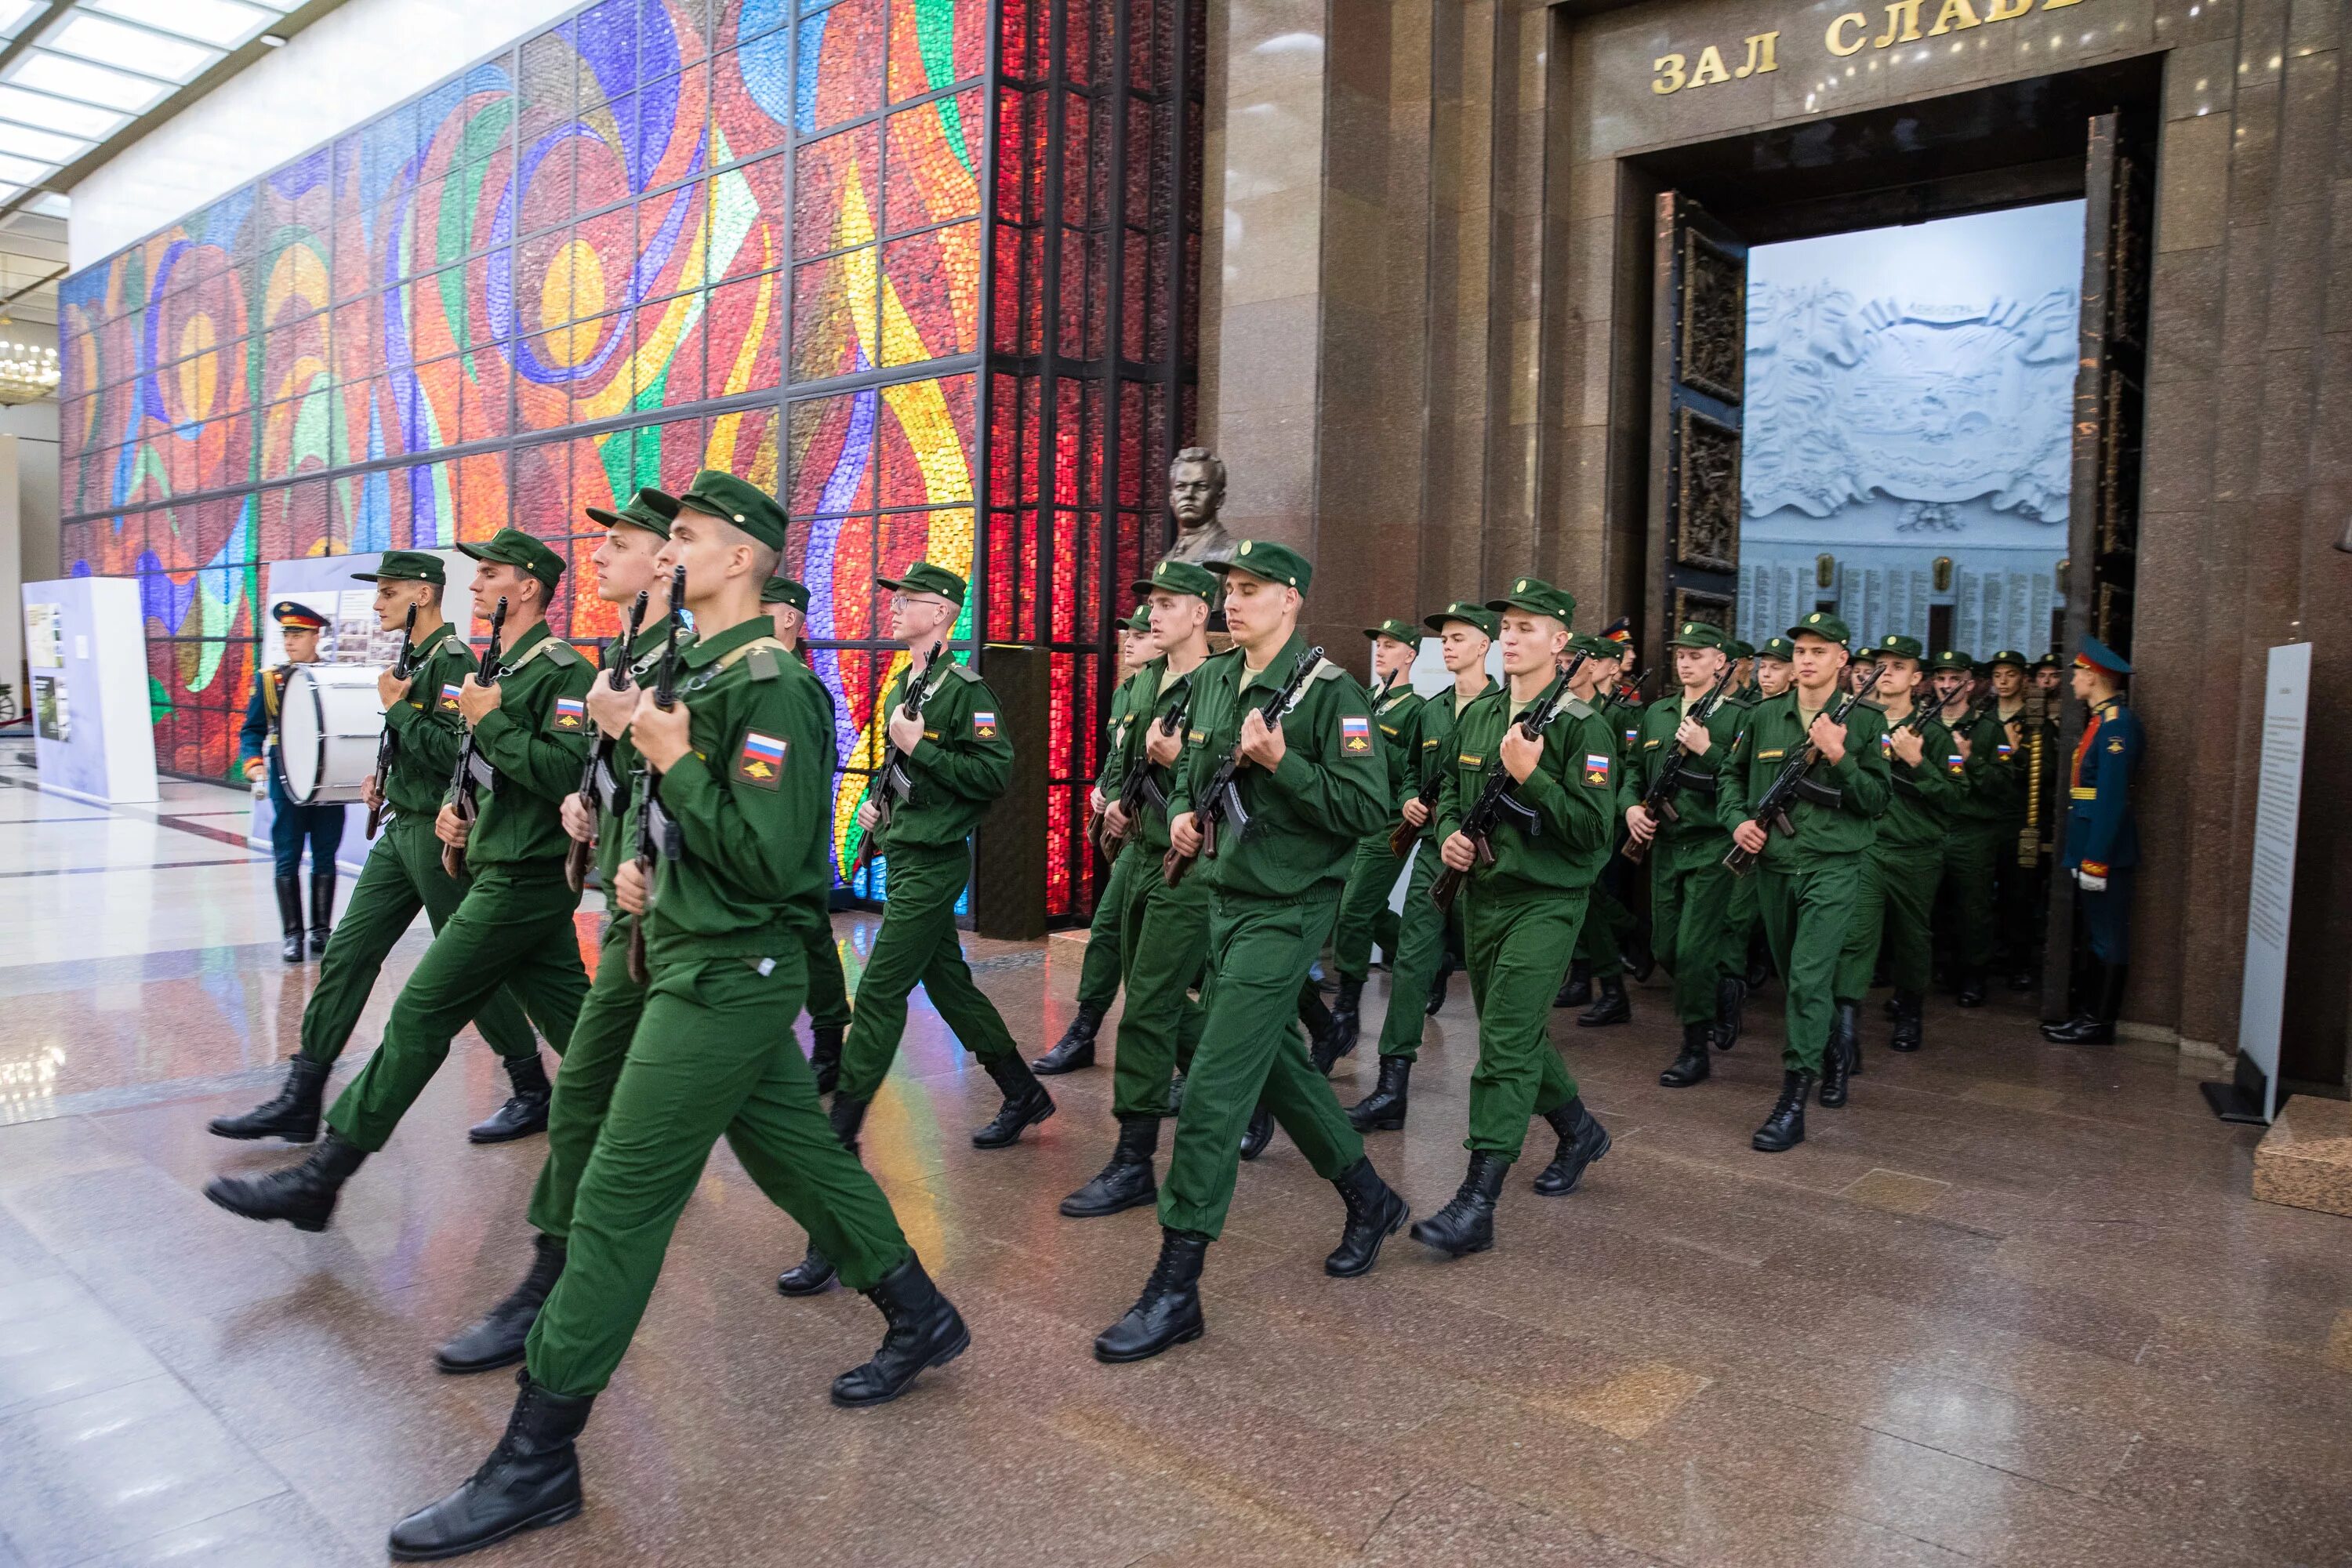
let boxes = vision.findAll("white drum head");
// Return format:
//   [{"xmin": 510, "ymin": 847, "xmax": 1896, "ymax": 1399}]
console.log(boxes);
[{"xmin": 280, "ymin": 664, "xmax": 390, "ymax": 805}]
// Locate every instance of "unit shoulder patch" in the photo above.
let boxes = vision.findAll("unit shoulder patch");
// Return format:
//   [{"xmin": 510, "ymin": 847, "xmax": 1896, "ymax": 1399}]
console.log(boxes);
[
  {"xmin": 735, "ymin": 731, "xmax": 788, "ymax": 789},
  {"xmin": 439, "ymin": 683, "xmax": 463, "ymax": 711},
  {"xmin": 972, "ymin": 710, "xmax": 1000, "ymax": 739},
  {"xmin": 1339, "ymin": 715, "xmax": 1374, "ymax": 755},
  {"xmin": 1584, "ymin": 753, "xmax": 1612, "ymax": 787},
  {"xmin": 550, "ymin": 695, "xmax": 588, "ymax": 733}
]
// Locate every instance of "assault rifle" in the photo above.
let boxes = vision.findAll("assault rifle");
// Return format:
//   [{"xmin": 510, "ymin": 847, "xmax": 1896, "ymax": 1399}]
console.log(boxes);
[
  {"xmin": 1430, "ymin": 655, "xmax": 1588, "ymax": 912},
  {"xmin": 1622, "ymin": 663, "xmax": 1737, "ymax": 866},
  {"xmin": 1098, "ymin": 673, "xmax": 1193, "ymax": 858},
  {"xmin": 1163, "ymin": 644, "xmax": 1324, "ymax": 887},
  {"xmin": 564, "ymin": 590, "xmax": 648, "ymax": 893},
  {"xmin": 439, "ymin": 596, "xmax": 508, "ymax": 879},
  {"xmin": 1389, "ymin": 757, "xmax": 1446, "ymax": 858},
  {"xmin": 848, "ymin": 638, "xmax": 948, "ymax": 881},
  {"xmin": 626, "ymin": 569, "xmax": 685, "ymax": 985},
  {"xmin": 1722, "ymin": 664, "xmax": 1885, "ymax": 877},
  {"xmin": 364, "ymin": 603, "xmax": 418, "ymax": 840}
]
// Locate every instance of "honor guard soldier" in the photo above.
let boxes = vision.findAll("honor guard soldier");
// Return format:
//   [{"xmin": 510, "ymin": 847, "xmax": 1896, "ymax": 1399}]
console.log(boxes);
[
  {"xmin": 1723, "ymin": 612, "xmax": 1891, "ymax": 1150},
  {"xmin": 1059, "ymin": 563, "xmax": 1218, "ymax": 1218},
  {"xmin": 242, "ymin": 599, "xmax": 346, "ymax": 961},
  {"xmin": 1561, "ymin": 634, "xmax": 1642, "ymax": 1025},
  {"xmin": 205, "ymin": 528, "xmax": 597, "ymax": 1231},
  {"xmin": 1036, "ymin": 604, "xmax": 1161, "ymax": 1076},
  {"xmin": 1835, "ymin": 635, "xmax": 1962, "ymax": 1058},
  {"xmin": 209, "ymin": 554, "xmax": 550, "ymax": 1147},
  {"xmin": 760, "ymin": 572, "xmax": 856, "ymax": 1091},
  {"xmin": 2042, "ymin": 637, "xmax": 2140, "ymax": 1045},
  {"xmin": 1933, "ymin": 648, "xmax": 2020, "ymax": 1007},
  {"xmin": 1093, "ymin": 539, "xmax": 1411, "ymax": 1364},
  {"xmin": 1628, "ymin": 620, "xmax": 1750, "ymax": 1091},
  {"xmin": 1729, "ymin": 636, "xmax": 1796, "ymax": 992},
  {"xmin": 391, "ymin": 476, "xmax": 966, "ymax": 1563},
  {"xmin": 1347, "ymin": 601, "xmax": 1498, "ymax": 1132},
  {"xmin": 1410, "ymin": 580, "xmax": 1616, "ymax": 1258},
  {"xmin": 1323, "ymin": 618, "xmax": 1429, "ymax": 1067}
]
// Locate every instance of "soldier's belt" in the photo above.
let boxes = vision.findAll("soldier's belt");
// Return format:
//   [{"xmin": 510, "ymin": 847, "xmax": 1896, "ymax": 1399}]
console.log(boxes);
[
  {"xmin": 467, "ymin": 753, "xmax": 498, "ymax": 795},
  {"xmin": 646, "ymin": 797, "xmax": 685, "ymax": 859},
  {"xmin": 1791, "ymin": 775, "xmax": 1842, "ymax": 811}
]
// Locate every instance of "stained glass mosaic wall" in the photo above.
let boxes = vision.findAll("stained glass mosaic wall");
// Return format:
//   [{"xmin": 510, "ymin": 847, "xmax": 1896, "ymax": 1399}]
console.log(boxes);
[{"xmin": 57, "ymin": 0, "xmax": 1198, "ymax": 918}]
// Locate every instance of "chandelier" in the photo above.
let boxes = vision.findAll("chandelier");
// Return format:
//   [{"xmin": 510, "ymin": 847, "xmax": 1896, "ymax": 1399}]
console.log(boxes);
[{"xmin": 0, "ymin": 332, "xmax": 58, "ymax": 405}]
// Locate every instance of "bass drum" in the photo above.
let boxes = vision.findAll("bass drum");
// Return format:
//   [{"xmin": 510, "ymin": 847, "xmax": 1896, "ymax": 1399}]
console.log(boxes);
[{"xmin": 280, "ymin": 663, "xmax": 387, "ymax": 804}]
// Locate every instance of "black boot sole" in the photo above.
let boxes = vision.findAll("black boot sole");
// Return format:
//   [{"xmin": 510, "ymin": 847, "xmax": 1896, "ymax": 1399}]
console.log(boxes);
[
  {"xmin": 1093, "ymin": 1316, "xmax": 1203, "ymax": 1363},
  {"xmin": 1345, "ymin": 1106, "xmax": 1405, "ymax": 1131},
  {"xmin": 203, "ymin": 1181, "xmax": 332, "ymax": 1232},
  {"xmin": 971, "ymin": 1095, "xmax": 1056, "ymax": 1149},
  {"xmin": 1658, "ymin": 1063, "xmax": 1708, "ymax": 1087},
  {"xmin": 467, "ymin": 1110, "xmax": 550, "ymax": 1145},
  {"xmin": 1407, "ymin": 1217, "xmax": 1491, "ymax": 1258},
  {"xmin": 1751, "ymin": 1127, "xmax": 1804, "ymax": 1153},
  {"xmin": 387, "ymin": 1497, "xmax": 582, "ymax": 1562},
  {"xmin": 776, "ymin": 1261, "xmax": 837, "ymax": 1297},
  {"xmin": 1030, "ymin": 1044, "xmax": 1097, "ymax": 1075},
  {"xmin": 206, "ymin": 1120, "xmax": 319, "ymax": 1143},
  {"xmin": 1575, "ymin": 1006, "xmax": 1631, "ymax": 1029},
  {"xmin": 434, "ymin": 1342, "xmax": 528, "ymax": 1376},
  {"xmin": 829, "ymin": 1322, "xmax": 971, "ymax": 1408}
]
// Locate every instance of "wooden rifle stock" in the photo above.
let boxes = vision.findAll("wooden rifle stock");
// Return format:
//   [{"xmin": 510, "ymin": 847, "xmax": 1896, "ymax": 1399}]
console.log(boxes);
[
  {"xmin": 364, "ymin": 604, "xmax": 419, "ymax": 840},
  {"xmin": 565, "ymin": 590, "xmax": 648, "ymax": 893},
  {"xmin": 626, "ymin": 570, "xmax": 686, "ymax": 985},
  {"xmin": 440, "ymin": 597, "xmax": 508, "ymax": 879},
  {"xmin": 1099, "ymin": 679, "xmax": 1193, "ymax": 858}
]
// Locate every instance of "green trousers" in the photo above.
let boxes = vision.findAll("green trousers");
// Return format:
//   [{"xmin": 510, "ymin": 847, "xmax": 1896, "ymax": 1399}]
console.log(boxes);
[
  {"xmin": 1650, "ymin": 838, "xmax": 1734, "ymax": 1025},
  {"xmin": 1577, "ymin": 877, "xmax": 1634, "ymax": 978},
  {"xmin": 1073, "ymin": 845, "xmax": 1134, "ymax": 1014},
  {"xmin": 1755, "ymin": 856, "xmax": 1864, "ymax": 1075},
  {"xmin": 836, "ymin": 841, "xmax": 1019, "ymax": 1102},
  {"xmin": 800, "ymin": 913, "xmax": 851, "ymax": 1033},
  {"xmin": 1838, "ymin": 846, "xmax": 1935, "ymax": 1000},
  {"xmin": 299, "ymin": 815, "xmax": 538, "ymax": 1066},
  {"xmin": 1331, "ymin": 833, "xmax": 1405, "ymax": 981},
  {"xmin": 1940, "ymin": 822, "xmax": 2002, "ymax": 969},
  {"xmin": 528, "ymin": 919, "xmax": 645, "ymax": 1241},
  {"xmin": 524, "ymin": 952, "xmax": 912, "ymax": 1397},
  {"xmin": 1726, "ymin": 867, "xmax": 1760, "ymax": 961},
  {"xmin": 1464, "ymin": 889, "xmax": 1585, "ymax": 1160},
  {"xmin": 1109, "ymin": 845, "xmax": 1208, "ymax": 1119},
  {"xmin": 1372, "ymin": 846, "xmax": 1443, "ymax": 1059},
  {"xmin": 1159, "ymin": 895, "xmax": 1367, "ymax": 1239},
  {"xmin": 325, "ymin": 866, "xmax": 589, "ymax": 1152}
]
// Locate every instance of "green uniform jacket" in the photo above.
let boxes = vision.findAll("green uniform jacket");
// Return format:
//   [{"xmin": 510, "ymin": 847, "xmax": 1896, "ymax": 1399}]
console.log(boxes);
[
  {"xmin": 637, "ymin": 619, "xmax": 833, "ymax": 964},
  {"xmin": 1436, "ymin": 676, "xmax": 1619, "ymax": 898},
  {"xmin": 378, "ymin": 624, "xmax": 480, "ymax": 817},
  {"xmin": 865, "ymin": 654, "xmax": 1013, "ymax": 852},
  {"xmin": 1628, "ymin": 688, "xmax": 1747, "ymax": 845},
  {"xmin": 1168, "ymin": 635, "xmax": 1389, "ymax": 902},
  {"xmin": 1371, "ymin": 677, "xmax": 1427, "ymax": 811},
  {"xmin": 1599, "ymin": 691, "xmax": 1647, "ymax": 765},
  {"xmin": 1094, "ymin": 669, "xmax": 1143, "ymax": 795},
  {"xmin": 1405, "ymin": 679, "xmax": 1495, "ymax": 844},
  {"xmin": 592, "ymin": 619, "xmax": 696, "ymax": 891},
  {"xmin": 456, "ymin": 622, "xmax": 597, "ymax": 871},
  {"xmin": 1100, "ymin": 655, "xmax": 1200, "ymax": 856},
  {"xmin": 1871, "ymin": 705, "xmax": 1965, "ymax": 852},
  {"xmin": 1940, "ymin": 704, "xmax": 2022, "ymax": 824},
  {"xmin": 1720, "ymin": 690, "xmax": 1892, "ymax": 861}
]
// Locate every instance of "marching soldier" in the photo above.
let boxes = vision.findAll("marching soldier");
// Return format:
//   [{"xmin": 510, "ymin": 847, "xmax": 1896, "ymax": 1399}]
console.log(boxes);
[
  {"xmin": 760, "ymin": 573, "xmax": 855, "ymax": 1091},
  {"xmin": 1984, "ymin": 649, "xmax": 2041, "ymax": 988},
  {"xmin": 1835, "ymin": 635, "xmax": 1961, "ymax": 1058},
  {"xmin": 1563, "ymin": 635, "xmax": 1639, "ymax": 1026},
  {"xmin": 209, "ymin": 554, "xmax": 548, "ymax": 1147},
  {"xmin": 1932, "ymin": 648, "xmax": 2019, "ymax": 1007},
  {"xmin": 2042, "ymin": 637, "xmax": 2140, "ymax": 1045},
  {"xmin": 1347, "ymin": 601, "xmax": 1497, "ymax": 1132},
  {"xmin": 1728, "ymin": 636, "xmax": 1795, "ymax": 993},
  {"xmin": 241, "ymin": 600, "xmax": 346, "ymax": 962},
  {"xmin": 1628, "ymin": 621, "xmax": 1749, "ymax": 1091},
  {"xmin": 1059, "ymin": 563, "xmax": 1217, "ymax": 1218},
  {"xmin": 204, "ymin": 528, "xmax": 597, "ymax": 1230},
  {"xmin": 390, "ymin": 479, "xmax": 966, "ymax": 1563},
  {"xmin": 1035, "ymin": 605, "xmax": 1160, "ymax": 1075},
  {"xmin": 1324, "ymin": 619, "xmax": 1428, "ymax": 1065},
  {"xmin": 1410, "ymin": 579, "xmax": 1614, "ymax": 1257},
  {"xmin": 1093, "ymin": 540, "xmax": 1410, "ymax": 1364},
  {"xmin": 1724, "ymin": 612, "xmax": 1890, "ymax": 1150},
  {"xmin": 1726, "ymin": 638, "xmax": 1758, "ymax": 701}
]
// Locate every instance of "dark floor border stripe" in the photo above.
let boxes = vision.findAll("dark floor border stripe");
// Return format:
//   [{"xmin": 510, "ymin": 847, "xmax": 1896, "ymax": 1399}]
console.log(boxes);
[{"xmin": 0, "ymin": 857, "xmax": 269, "ymax": 880}]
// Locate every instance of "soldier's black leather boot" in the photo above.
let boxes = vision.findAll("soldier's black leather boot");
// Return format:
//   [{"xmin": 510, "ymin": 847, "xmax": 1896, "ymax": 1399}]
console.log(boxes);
[
  {"xmin": 1819, "ymin": 1005, "xmax": 1860, "ymax": 1107},
  {"xmin": 387, "ymin": 1371, "xmax": 591, "ymax": 1561},
  {"xmin": 1345, "ymin": 1057, "xmax": 1411, "ymax": 1131},
  {"xmin": 1031, "ymin": 1004, "xmax": 1102, "ymax": 1074},
  {"xmin": 209, "ymin": 1054, "xmax": 329, "ymax": 1142},
  {"xmin": 779, "ymin": 1095, "xmax": 870, "ymax": 1296},
  {"xmin": 1410, "ymin": 1152, "xmax": 1508, "ymax": 1257},
  {"xmin": 1957, "ymin": 966, "xmax": 1987, "ymax": 1007},
  {"xmin": 307, "ymin": 867, "xmax": 336, "ymax": 956},
  {"xmin": 2043, "ymin": 963, "xmax": 2126, "ymax": 1044},
  {"xmin": 1577, "ymin": 973, "xmax": 1631, "ymax": 1027},
  {"xmin": 204, "ymin": 1131, "xmax": 368, "ymax": 1230},
  {"xmin": 469, "ymin": 1052, "xmax": 553, "ymax": 1144},
  {"xmin": 1889, "ymin": 989, "xmax": 1925, "ymax": 1052},
  {"xmin": 1237, "ymin": 1102, "xmax": 1274, "ymax": 1160},
  {"xmin": 1297, "ymin": 982, "xmax": 1337, "ymax": 1069},
  {"xmin": 971, "ymin": 1055, "xmax": 1055, "ymax": 1148},
  {"xmin": 1555, "ymin": 960, "xmax": 1592, "ymax": 1008},
  {"xmin": 809, "ymin": 1025, "xmax": 844, "ymax": 1094},
  {"xmin": 1713, "ymin": 975, "xmax": 1745, "ymax": 1051},
  {"xmin": 1318, "ymin": 973, "xmax": 1363, "ymax": 1071},
  {"xmin": 275, "ymin": 873, "xmax": 306, "ymax": 963},
  {"xmin": 832, "ymin": 1256, "xmax": 969, "ymax": 1406},
  {"xmin": 1326, "ymin": 1156, "xmax": 1409, "ymax": 1276},
  {"xmin": 1533, "ymin": 1097, "xmax": 1611, "ymax": 1195},
  {"xmin": 1752, "ymin": 1071, "xmax": 1814, "ymax": 1152},
  {"xmin": 437, "ymin": 1234, "xmax": 566, "ymax": 1374},
  {"xmin": 1094, "ymin": 1228, "xmax": 1208, "ymax": 1363},
  {"xmin": 1061, "ymin": 1116, "xmax": 1160, "ymax": 1218},
  {"xmin": 1660, "ymin": 1022, "xmax": 1711, "ymax": 1087}
]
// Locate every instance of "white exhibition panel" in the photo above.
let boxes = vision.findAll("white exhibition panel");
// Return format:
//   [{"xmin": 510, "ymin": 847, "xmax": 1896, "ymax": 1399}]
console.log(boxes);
[{"xmin": 21, "ymin": 576, "xmax": 159, "ymax": 805}]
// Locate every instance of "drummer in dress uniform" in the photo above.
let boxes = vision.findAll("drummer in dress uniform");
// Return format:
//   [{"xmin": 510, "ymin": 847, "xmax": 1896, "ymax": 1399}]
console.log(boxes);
[
  {"xmin": 2042, "ymin": 637, "xmax": 2140, "ymax": 1045},
  {"xmin": 209, "ymin": 553, "xmax": 551, "ymax": 1148},
  {"xmin": 241, "ymin": 600, "xmax": 347, "ymax": 962}
]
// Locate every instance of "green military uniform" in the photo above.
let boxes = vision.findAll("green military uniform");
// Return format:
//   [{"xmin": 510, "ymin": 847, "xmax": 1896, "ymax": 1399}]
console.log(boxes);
[
  {"xmin": 1074, "ymin": 612, "xmax": 1157, "ymax": 1018},
  {"xmin": 1568, "ymin": 637, "xmax": 1642, "ymax": 1019},
  {"xmin": 1722, "ymin": 637, "xmax": 1788, "ymax": 988},
  {"xmin": 1721, "ymin": 612, "xmax": 1890, "ymax": 1137},
  {"xmin": 1330, "ymin": 622, "xmax": 1429, "ymax": 994},
  {"xmin": 833, "ymin": 563, "xmax": 1032, "ymax": 1122},
  {"xmin": 757, "ymin": 573, "xmax": 853, "ymax": 1054},
  {"xmin": 1932, "ymin": 649, "xmax": 2018, "ymax": 995},
  {"xmin": 323, "ymin": 531, "xmax": 598, "ymax": 1153}
]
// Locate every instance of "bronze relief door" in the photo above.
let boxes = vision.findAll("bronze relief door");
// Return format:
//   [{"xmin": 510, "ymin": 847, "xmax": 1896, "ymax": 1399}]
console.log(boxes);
[{"xmin": 1648, "ymin": 191, "xmax": 1748, "ymax": 640}]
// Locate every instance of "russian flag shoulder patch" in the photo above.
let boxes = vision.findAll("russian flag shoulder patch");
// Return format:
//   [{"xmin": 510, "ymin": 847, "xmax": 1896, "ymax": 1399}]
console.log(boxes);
[
  {"xmin": 550, "ymin": 695, "xmax": 587, "ymax": 731},
  {"xmin": 736, "ymin": 731, "xmax": 788, "ymax": 789},
  {"xmin": 1340, "ymin": 715, "xmax": 1372, "ymax": 755}
]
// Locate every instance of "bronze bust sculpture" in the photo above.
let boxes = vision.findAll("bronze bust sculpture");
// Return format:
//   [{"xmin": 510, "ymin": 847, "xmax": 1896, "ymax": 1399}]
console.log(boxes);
[{"xmin": 1161, "ymin": 447, "xmax": 1236, "ymax": 567}]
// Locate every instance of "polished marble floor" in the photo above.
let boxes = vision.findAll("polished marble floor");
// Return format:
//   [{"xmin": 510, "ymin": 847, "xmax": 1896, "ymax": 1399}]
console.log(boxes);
[{"xmin": 3, "ymin": 754, "xmax": 2350, "ymax": 1568}]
